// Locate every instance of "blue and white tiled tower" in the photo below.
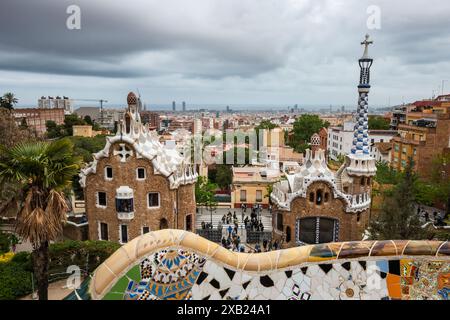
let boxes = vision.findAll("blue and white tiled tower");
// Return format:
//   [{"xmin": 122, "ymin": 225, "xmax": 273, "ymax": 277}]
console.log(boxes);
[
  {"xmin": 351, "ymin": 34, "xmax": 373, "ymax": 156},
  {"xmin": 337, "ymin": 35, "xmax": 376, "ymax": 201}
]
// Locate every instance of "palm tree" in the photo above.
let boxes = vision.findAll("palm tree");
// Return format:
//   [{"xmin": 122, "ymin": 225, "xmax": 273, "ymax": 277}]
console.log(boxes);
[
  {"xmin": 1, "ymin": 92, "xmax": 18, "ymax": 110},
  {"xmin": 0, "ymin": 138, "xmax": 81, "ymax": 300}
]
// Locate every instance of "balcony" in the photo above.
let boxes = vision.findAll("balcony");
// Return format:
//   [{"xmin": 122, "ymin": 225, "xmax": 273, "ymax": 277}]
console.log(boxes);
[{"xmin": 117, "ymin": 211, "xmax": 134, "ymax": 220}]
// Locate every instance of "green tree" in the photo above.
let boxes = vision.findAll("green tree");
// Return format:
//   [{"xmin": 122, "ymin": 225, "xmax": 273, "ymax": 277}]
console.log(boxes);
[
  {"xmin": 63, "ymin": 114, "xmax": 86, "ymax": 136},
  {"xmin": 369, "ymin": 160, "xmax": 429, "ymax": 240},
  {"xmin": 83, "ymin": 115, "xmax": 94, "ymax": 126},
  {"xmin": 255, "ymin": 120, "xmax": 278, "ymax": 131},
  {"xmin": 45, "ymin": 120, "xmax": 65, "ymax": 139},
  {"xmin": 215, "ymin": 165, "xmax": 232, "ymax": 190},
  {"xmin": 195, "ymin": 176, "xmax": 218, "ymax": 216},
  {"xmin": 368, "ymin": 115, "xmax": 390, "ymax": 130},
  {"xmin": 0, "ymin": 108, "xmax": 34, "ymax": 148},
  {"xmin": 0, "ymin": 92, "xmax": 18, "ymax": 110},
  {"xmin": 0, "ymin": 138, "xmax": 81, "ymax": 300},
  {"xmin": 265, "ymin": 184, "xmax": 273, "ymax": 204},
  {"xmin": 288, "ymin": 114, "xmax": 329, "ymax": 153},
  {"xmin": 374, "ymin": 161, "xmax": 401, "ymax": 185}
]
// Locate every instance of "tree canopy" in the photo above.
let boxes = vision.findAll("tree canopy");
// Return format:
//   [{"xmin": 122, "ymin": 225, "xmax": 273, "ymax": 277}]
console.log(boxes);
[
  {"xmin": 369, "ymin": 161, "xmax": 429, "ymax": 240},
  {"xmin": 288, "ymin": 114, "xmax": 329, "ymax": 153},
  {"xmin": 368, "ymin": 115, "xmax": 390, "ymax": 130},
  {"xmin": 0, "ymin": 92, "xmax": 18, "ymax": 110},
  {"xmin": 195, "ymin": 176, "xmax": 218, "ymax": 213}
]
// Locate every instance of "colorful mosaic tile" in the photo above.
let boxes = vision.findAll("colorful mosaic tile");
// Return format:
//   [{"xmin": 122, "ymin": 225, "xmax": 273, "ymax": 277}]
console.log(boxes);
[{"xmin": 91, "ymin": 232, "xmax": 449, "ymax": 300}]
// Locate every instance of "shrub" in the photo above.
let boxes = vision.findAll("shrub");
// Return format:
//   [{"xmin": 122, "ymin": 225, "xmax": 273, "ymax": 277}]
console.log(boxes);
[
  {"xmin": 48, "ymin": 240, "xmax": 120, "ymax": 274},
  {"xmin": 11, "ymin": 252, "xmax": 32, "ymax": 271},
  {"xmin": 0, "ymin": 233, "xmax": 10, "ymax": 254},
  {"xmin": 0, "ymin": 240, "xmax": 119, "ymax": 299},
  {"xmin": 0, "ymin": 259, "xmax": 33, "ymax": 300}
]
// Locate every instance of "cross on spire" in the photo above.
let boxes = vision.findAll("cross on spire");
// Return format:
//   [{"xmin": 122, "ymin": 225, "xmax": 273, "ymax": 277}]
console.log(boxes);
[{"xmin": 361, "ymin": 34, "xmax": 373, "ymax": 59}]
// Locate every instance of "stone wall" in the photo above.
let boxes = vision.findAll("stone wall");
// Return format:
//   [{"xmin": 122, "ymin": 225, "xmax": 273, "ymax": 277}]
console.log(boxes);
[
  {"xmin": 88, "ymin": 230, "xmax": 450, "ymax": 300},
  {"xmin": 84, "ymin": 141, "xmax": 196, "ymax": 242}
]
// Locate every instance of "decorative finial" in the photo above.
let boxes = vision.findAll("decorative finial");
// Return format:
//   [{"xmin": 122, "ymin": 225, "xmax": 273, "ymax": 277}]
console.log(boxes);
[{"xmin": 361, "ymin": 34, "xmax": 373, "ymax": 59}]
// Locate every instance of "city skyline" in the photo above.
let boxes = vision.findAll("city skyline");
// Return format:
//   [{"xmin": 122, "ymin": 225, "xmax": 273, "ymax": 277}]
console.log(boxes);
[{"xmin": 1, "ymin": 1, "xmax": 450, "ymax": 107}]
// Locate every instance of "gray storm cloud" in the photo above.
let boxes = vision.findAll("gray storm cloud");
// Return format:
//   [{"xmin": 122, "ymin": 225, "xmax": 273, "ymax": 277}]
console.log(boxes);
[{"xmin": 1, "ymin": 0, "xmax": 450, "ymax": 105}]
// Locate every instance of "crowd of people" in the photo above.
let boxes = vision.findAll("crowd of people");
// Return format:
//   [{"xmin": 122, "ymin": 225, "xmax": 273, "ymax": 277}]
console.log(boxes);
[
  {"xmin": 417, "ymin": 206, "xmax": 447, "ymax": 226},
  {"xmin": 220, "ymin": 235, "xmax": 281, "ymax": 253},
  {"xmin": 199, "ymin": 205, "xmax": 278, "ymax": 252}
]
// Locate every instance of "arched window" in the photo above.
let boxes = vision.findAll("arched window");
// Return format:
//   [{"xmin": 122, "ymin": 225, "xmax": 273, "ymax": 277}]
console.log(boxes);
[
  {"xmin": 277, "ymin": 213, "xmax": 284, "ymax": 231},
  {"xmin": 316, "ymin": 189, "xmax": 323, "ymax": 205},
  {"xmin": 360, "ymin": 177, "xmax": 365, "ymax": 186},
  {"xmin": 367, "ymin": 177, "xmax": 371, "ymax": 185},
  {"xmin": 285, "ymin": 226, "xmax": 291, "ymax": 243},
  {"xmin": 357, "ymin": 212, "xmax": 361, "ymax": 222},
  {"xmin": 125, "ymin": 113, "xmax": 131, "ymax": 133},
  {"xmin": 186, "ymin": 214, "xmax": 192, "ymax": 231},
  {"xmin": 309, "ymin": 192, "xmax": 315, "ymax": 202},
  {"xmin": 159, "ymin": 218, "xmax": 169, "ymax": 230},
  {"xmin": 105, "ymin": 166, "xmax": 113, "ymax": 180},
  {"xmin": 324, "ymin": 192, "xmax": 329, "ymax": 203}
]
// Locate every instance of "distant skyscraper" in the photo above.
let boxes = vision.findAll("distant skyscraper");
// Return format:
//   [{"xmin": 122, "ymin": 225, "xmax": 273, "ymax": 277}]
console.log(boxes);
[
  {"xmin": 172, "ymin": 101, "xmax": 176, "ymax": 111},
  {"xmin": 182, "ymin": 101, "xmax": 186, "ymax": 111}
]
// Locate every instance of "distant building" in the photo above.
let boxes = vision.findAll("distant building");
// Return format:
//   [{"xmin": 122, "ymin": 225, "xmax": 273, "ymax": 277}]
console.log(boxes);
[
  {"xmin": 390, "ymin": 105, "xmax": 407, "ymax": 130},
  {"xmin": 371, "ymin": 142, "xmax": 392, "ymax": 163},
  {"xmin": 13, "ymin": 107, "xmax": 65, "ymax": 135},
  {"xmin": 140, "ymin": 111, "xmax": 160, "ymax": 130},
  {"xmin": 74, "ymin": 107, "xmax": 100, "ymax": 121},
  {"xmin": 72, "ymin": 125, "xmax": 105, "ymax": 137},
  {"xmin": 231, "ymin": 166, "xmax": 280, "ymax": 209},
  {"xmin": 172, "ymin": 101, "xmax": 176, "ymax": 111},
  {"xmin": 328, "ymin": 122, "xmax": 396, "ymax": 161},
  {"xmin": 390, "ymin": 99, "xmax": 450, "ymax": 178},
  {"xmin": 318, "ymin": 127, "xmax": 328, "ymax": 154},
  {"xmin": 327, "ymin": 121, "xmax": 355, "ymax": 161},
  {"xmin": 38, "ymin": 96, "xmax": 73, "ymax": 114},
  {"xmin": 182, "ymin": 101, "xmax": 186, "ymax": 112},
  {"xmin": 169, "ymin": 119, "xmax": 194, "ymax": 132}
]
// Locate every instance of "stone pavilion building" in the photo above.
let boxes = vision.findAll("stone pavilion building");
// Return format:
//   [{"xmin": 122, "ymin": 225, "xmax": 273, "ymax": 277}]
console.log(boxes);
[
  {"xmin": 271, "ymin": 35, "xmax": 377, "ymax": 247},
  {"xmin": 79, "ymin": 92, "xmax": 198, "ymax": 243}
]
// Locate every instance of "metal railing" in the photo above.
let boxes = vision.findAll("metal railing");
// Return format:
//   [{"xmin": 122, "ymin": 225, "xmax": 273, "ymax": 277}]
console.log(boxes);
[
  {"xmin": 196, "ymin": 229, "xmax": 223, "ymax": 243},
  {"xmin": 246, "ymin": 231, "xmax": 272, "ymax": 244}
]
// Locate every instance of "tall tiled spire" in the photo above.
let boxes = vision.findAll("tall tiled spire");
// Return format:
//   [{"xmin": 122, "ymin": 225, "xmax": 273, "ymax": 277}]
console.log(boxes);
[{"xmin": 351, "ymin": 34, "xmax": 373, "ymax": 156}]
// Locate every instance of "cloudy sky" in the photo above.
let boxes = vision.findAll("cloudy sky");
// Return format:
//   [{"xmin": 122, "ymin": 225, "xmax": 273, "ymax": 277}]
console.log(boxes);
[{"xmin": 1, "ymin": 0, "xmax": 450, "ymax": 109}]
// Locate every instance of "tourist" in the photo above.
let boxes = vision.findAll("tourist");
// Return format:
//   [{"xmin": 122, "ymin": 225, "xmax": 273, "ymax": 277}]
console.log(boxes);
[
  {"xmin": 273, "ymin": 241, "xmax": 279, "ymax": 250},
  {"xmin": 227, "ymin": 225, "xmax": 233, "ymax": 236},
  {"xmin": 201, "ymin": 221, "xmax": 206, "ymax": 229},
  {"xmin": 263, "ymin": 239, "xmax": 268, "ymax": 251}
]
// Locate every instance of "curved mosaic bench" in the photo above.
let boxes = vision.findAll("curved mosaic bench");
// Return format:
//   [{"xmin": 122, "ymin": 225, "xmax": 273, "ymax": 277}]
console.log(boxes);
[{"xmin": 89, "ymin": 229, "xmax": 449, "ymax": 300}]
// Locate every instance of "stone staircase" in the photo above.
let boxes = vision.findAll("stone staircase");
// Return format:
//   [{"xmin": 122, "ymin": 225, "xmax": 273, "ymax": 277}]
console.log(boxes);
[{"xmin": 196, "ymin": 212, "xmax": 272, "ymax": 232}]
